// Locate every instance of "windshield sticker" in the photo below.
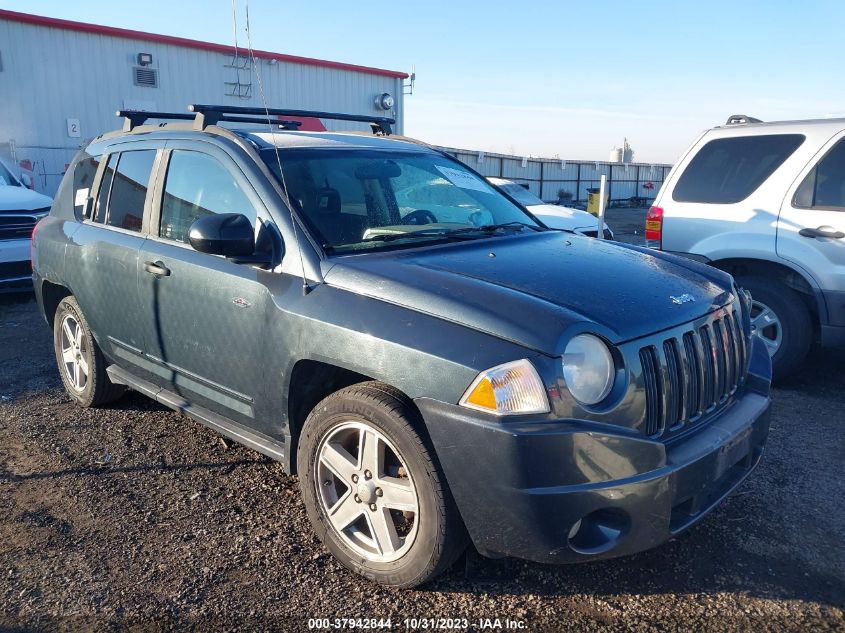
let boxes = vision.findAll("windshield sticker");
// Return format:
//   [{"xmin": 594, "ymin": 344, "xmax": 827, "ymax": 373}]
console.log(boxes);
[
  {"xmin": 435, "ymin": 166, "xmax": 490, "ymax": 193},
  {"xmin": 74, "ymin": 188, "xmax": 89, "ymax": 207}
]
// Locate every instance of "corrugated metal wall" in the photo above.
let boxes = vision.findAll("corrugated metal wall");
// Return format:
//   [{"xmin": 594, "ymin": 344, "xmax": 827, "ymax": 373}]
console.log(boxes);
[
  {"xmin": 443, "ymin": 147, "xmax": 671, "ymax": 206},
  {"xmin": 0, "ymin": 17, "xmax": 404, "ymax": 194}
]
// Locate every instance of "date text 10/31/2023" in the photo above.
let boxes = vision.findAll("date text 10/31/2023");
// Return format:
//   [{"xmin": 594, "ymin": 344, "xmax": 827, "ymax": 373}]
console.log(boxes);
[{"xmin": 307, "ymin": 617, "xmax": 528, "ymax": 630}]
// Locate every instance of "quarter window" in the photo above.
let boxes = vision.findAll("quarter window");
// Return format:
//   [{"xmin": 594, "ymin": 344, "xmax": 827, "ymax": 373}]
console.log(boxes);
[
  {"xmin": 793, "ymin": 138, "xmax": 845, "ymax": 210},
  {"xmin": 673, "ymin": 134, "xmax": 805, "ymax": 204},
  {"xmin": 160, "ymin": 151, "xmax": 256, "ymax": 244},
  {"xmin": 106, "ymin": 150, "xmax": 156, "ymax": 232},
  {"xmin": 73, "ymin": 155, "xmax": 100, "ymax": 218}
]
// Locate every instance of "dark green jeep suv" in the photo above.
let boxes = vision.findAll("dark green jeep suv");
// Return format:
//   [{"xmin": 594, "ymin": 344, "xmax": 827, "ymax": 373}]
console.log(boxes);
[{"xmin": 31, "ymin": 105, "xmax": 772, "ymax": 587}]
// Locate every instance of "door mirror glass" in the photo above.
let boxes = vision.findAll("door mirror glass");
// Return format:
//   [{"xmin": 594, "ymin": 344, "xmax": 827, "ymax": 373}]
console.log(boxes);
[{"xmin": 189, "ymin": 213, "xmax": 255, "ymax": 257}]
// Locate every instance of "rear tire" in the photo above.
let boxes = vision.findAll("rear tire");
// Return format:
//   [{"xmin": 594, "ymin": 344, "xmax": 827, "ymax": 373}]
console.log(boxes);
[
  {"xmin": 53, "ymin": 296, "xmax": 125, "ymax": 407},
  {"xmin": 297, "ymin": 381, "xmax": 466, "ymax": 587},
  {"xmin": 735, "ymin": 275, "xmax": 812, "ymax": 379}
]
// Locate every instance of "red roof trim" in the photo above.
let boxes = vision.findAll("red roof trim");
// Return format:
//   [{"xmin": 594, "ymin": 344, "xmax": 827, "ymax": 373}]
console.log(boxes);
[{"xmin": 0, "ymin": 9, "xmax": 409, "ymax": 79}]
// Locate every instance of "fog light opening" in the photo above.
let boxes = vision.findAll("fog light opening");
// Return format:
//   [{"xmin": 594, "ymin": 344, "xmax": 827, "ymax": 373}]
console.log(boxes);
[{"xmin": 568, "ymin": 508, "xmax": 630, "ymax": 555}]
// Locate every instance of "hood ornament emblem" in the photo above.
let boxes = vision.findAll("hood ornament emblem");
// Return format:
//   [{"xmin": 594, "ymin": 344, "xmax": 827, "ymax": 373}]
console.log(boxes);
[{"xmin": 670, "ymin": 293, "xmax": 695, "ymax": 305}]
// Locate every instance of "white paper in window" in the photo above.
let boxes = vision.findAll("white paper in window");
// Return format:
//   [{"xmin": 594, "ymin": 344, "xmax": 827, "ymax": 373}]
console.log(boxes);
[{"xmin": 435, "ymin": 166, "xmax": 490, "ymax": 193}]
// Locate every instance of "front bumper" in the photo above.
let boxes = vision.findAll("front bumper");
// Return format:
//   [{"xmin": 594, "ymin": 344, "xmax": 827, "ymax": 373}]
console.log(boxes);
[
  {"xmin": 0, "ymin": 239, "xmax": 33, "ymax": 292},
  {"xmin": 417, "ymin": 367, "xmax": 771, "ymax": 564}
]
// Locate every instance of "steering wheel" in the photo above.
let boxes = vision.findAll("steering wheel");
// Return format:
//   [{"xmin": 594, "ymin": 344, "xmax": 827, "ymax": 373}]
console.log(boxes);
[{"xmin": 403, "ymin": 209, "xmax": 437, "ymax": 225}]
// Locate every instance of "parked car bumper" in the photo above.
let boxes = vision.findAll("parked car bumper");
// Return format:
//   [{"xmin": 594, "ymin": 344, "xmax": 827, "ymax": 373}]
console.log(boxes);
[
  {"xmin": 416, "ymin": 341, "xmax": 771, "ymax": 564},
  {"xmin": 0, "ymin": 239, "xmax": 33, "ymax": 292}
]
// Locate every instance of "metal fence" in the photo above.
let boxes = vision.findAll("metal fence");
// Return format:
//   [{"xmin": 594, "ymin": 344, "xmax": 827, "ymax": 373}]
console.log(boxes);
[{"xmin": 439, "ymin": 146, "xmax": 672, "ymax": 207}]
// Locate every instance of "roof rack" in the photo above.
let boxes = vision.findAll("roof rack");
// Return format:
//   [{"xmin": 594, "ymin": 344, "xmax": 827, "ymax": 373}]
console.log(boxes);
[
  {"xmin": 117, "ymin": 110, "xmax": 195, "ymax": 131},
  {"xmin": 188, "ymin": 104, "xmax": 394, "ymax": 135},
  {"xmin": 117, "ymin": 105, "xmax": 395, "ymax": 135},
  {"xmin": 725, "ymin": 114, "xmax": 763, "ymax": 125}
]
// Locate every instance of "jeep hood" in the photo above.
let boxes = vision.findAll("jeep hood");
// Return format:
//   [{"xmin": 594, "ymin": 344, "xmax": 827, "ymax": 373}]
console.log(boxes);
[{"xmin": 322, "ymin": 232, "xmax": 734, "ymax": 354}]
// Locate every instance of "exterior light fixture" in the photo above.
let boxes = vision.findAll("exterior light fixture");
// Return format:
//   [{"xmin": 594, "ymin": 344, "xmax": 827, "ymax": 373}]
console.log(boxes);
[
  {"xmin": 137, "ymin": 53, "xmax": 153, "ymax": 66},
  {"xmin": 375, "ymin": 93, "xmax": 394, "ymax": 110}
]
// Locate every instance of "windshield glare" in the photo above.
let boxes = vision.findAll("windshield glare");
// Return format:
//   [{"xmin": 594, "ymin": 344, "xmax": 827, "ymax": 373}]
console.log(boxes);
[
  {"xmin": 262, "ymin": 149, "xmax": 541, "ymax": 253},
  {"xmin": 500, "ymin": 183, "xmax": 544, "ymax": 206}
]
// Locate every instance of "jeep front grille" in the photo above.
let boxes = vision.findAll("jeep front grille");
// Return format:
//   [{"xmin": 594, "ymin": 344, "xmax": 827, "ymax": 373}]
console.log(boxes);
[{"xmin": 639, "ymin": 305, "xmax": 748, "ymax": 438}]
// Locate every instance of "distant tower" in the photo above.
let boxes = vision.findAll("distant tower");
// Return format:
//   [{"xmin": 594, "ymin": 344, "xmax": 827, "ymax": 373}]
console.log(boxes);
[
  {"xmin": 622, "ymin": 138, "xmax": 634, "ymax": 163},
  {"xmin": 610, "ymin": 138, "xmax": 635, "ymax": 163}
]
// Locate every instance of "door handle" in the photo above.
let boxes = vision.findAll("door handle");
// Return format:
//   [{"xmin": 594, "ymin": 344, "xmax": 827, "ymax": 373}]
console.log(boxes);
[
  {"xmin": 144, "ymin": 260, "xmax": 171, "ymax": 277},
  {"xmin": 798, "ymin": 226, "xmax": 845, "ymax": 239}
]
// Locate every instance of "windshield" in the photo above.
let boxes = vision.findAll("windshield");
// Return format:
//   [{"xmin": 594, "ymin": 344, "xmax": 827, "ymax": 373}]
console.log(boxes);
[
  {"xmin": 498, "ymin": 182, "xmax": 544, "ymax": 206},
  {"xmin": 0, "ymin": 161, "xmax": 21, "ymax": 187},
  {"xmin": 262, "ymin": 149, "xmax": 542, "ymax": 254}
]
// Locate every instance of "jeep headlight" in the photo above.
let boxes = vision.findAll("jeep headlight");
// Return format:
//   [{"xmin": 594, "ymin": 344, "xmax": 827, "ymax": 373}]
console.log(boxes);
[
  {"xmin": 459, "ymin": 359, "xmax": 549, "ymax": 415},
  {"xmin": 562, "ymin": 334, "xmax": 615, "ymax": 405}
]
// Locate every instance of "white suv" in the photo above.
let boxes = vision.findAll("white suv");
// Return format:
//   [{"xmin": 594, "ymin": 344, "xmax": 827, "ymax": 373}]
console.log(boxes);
[
  {"xmin": 0, "ymin": 157, "xmax": 52, "ymax": 291},
  {"xmin": 648, "ymin": 115, "xmax": 845, "ymax": 377}
]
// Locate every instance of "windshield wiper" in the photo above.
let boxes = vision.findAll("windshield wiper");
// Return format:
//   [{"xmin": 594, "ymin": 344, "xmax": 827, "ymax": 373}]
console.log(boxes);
[
  {"xmin": 449, "ymin": 221, "xmax": 546, "ymax": 235},
  {"xmin": 361, "ymin": 228, "xmax": 477, "ymax": 243},
  {"xmin": 364, "ymin": 222, "xmax": 546, "ymax": 243}
]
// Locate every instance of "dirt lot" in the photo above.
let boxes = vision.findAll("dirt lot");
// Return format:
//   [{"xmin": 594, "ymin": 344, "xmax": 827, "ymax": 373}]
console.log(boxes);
[{"xmin": 1, "ymin": 221, "xmax": 844, "ymax": 631}]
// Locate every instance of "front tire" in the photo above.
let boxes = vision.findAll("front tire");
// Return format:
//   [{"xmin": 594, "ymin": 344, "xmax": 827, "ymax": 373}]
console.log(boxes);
[
  {"xmin": 736, "ymin": 275, "xmax": 812, "ymax": 379},
  {"xmin": 297, "ymin": 382, "xmax": 466, "ymax": 587},
  {"xmin": 53, "ymin": 296, "xmax": 125, "ymax": 407}
]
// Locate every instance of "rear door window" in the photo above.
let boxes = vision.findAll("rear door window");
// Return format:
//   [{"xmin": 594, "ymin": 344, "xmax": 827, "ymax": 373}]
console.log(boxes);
[
  {"xmin": 673, "ymin": 134, "xmax": 804, "ymax": 204},
  {"xmin": 106, "ymin": 150, "xmax": 156, "ymax": 232},
  {"xmin": 793, "ymin": 138, "xmax": 845, "ymax": 210}
]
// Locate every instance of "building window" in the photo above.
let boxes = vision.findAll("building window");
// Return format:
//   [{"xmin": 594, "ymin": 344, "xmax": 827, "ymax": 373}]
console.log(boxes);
[{"xmin": 133, "ymin": 66, "xmax": 158, "ymax": 88}]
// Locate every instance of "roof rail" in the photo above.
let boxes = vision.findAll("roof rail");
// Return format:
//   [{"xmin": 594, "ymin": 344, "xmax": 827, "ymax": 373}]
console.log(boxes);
[
  {"xmin": 725, "ymin": 114, "xmax": 763, "ymax": 125},
  {"xmin": 188, "ymin": 104, "xmax": 394, "ymax": 135},
  {"xmin": 117, "ymin": 110, "xmax": 195, "ymax": 132}
]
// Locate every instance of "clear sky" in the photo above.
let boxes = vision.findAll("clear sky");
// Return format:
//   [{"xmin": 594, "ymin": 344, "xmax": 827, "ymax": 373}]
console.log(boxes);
[{"xmin": 3, "ymin": 0, "xmax": 843, "ymax": 163}]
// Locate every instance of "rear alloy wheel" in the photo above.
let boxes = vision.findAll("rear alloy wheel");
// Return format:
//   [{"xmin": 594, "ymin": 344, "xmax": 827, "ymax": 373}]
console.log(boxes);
[
  {"xmin": 750, "ymin": 298, "xmax": 783, "ymax": 356},
  {"xmin": 298, "ymin": 382, "xmax": 466, "ymax": 587},
  {"xmin": 53, "ymin": 296, "xmax": 125, "ymax": 407},
  {"xmin": 736, "ymin": 276, "xmax": 812, "ymax": 379}
]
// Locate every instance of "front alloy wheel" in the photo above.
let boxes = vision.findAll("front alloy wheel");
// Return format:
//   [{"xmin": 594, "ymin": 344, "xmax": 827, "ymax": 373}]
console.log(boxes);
[
  {"xmin": 298, "ymin": 382, "xmax": 466, "ymax": 587},
  {"xmin": 316, "ymin": 421, "xmax": 419, "ymax": 562}
]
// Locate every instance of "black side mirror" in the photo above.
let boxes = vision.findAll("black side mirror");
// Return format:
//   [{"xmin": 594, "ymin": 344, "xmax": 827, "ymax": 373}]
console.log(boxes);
[{"xmin": 189, "ymin": 213, "xmax": 255, "ymax": 257}]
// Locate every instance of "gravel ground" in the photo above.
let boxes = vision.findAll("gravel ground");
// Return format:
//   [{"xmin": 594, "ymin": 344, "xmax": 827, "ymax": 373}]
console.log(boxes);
[{"xmin": 1, "ymin": 239, "xmax": 844, "ymax": 631}]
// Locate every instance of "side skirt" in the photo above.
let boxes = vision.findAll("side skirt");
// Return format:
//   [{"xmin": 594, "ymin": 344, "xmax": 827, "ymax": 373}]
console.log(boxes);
[{"xmin": 106, "ymin": 364, "xmax": 292, "ymax": 472}]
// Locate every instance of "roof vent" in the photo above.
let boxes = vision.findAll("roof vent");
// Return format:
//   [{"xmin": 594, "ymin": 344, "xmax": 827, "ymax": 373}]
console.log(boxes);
[{"xmin": 133, "ymin": 67, "xmax": 158, "ymax": 88}]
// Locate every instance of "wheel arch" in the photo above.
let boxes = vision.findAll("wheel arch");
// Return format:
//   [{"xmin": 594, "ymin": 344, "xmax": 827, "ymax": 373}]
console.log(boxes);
[
  {"xmin": 710, "ymin": 257, "xmax": 823, "ymax": 327},
  {"xmin": 286, "ymin": 359, "xmax": 428, "ymax": 474},
  {"xmin": 39, "ymin": 279, "xmax": 72, "ymax": 328}
]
